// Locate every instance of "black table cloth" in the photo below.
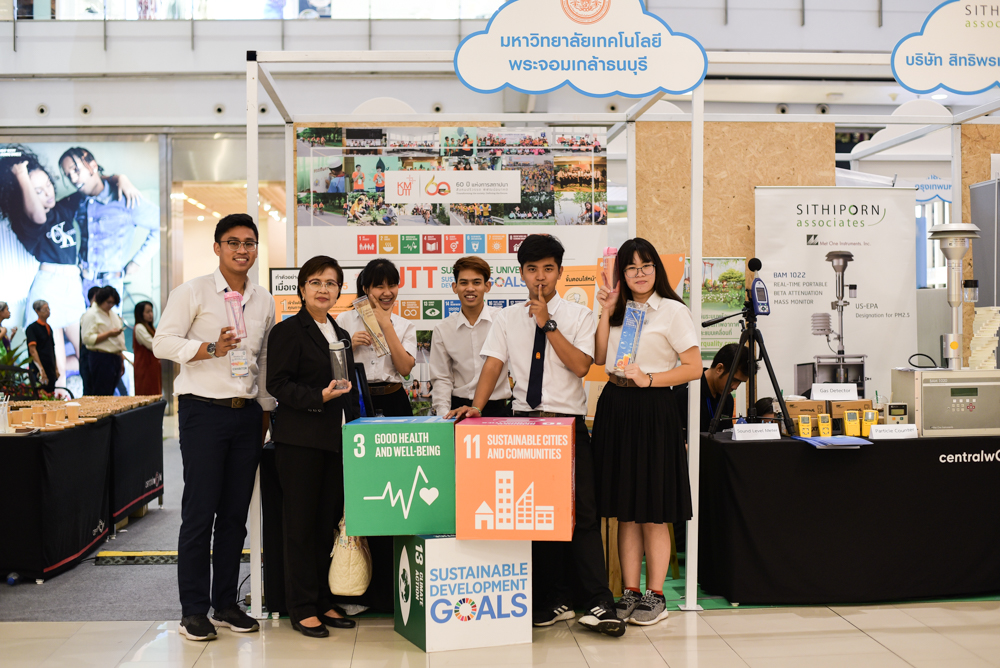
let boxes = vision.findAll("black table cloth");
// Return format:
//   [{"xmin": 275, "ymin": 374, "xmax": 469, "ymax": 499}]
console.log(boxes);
[
  {"xmin": 0, "ymin": 418, "xmax": 113, "ymax": 580},
  {"xmin": 109, "ymin": 401, "xmax": 166, "ymax": 524},
  {"xmin": 698, "ymin": 433, "xmax": 1000, "ymax": 605}
]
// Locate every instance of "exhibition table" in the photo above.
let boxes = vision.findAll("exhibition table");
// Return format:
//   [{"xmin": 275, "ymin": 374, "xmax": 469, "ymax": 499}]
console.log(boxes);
[
  {"xmin": 0, "ymin": 418, "xmax": 113, "ymax": 580},
  {"xmin": 109, "ymin": 400, "xmax": 167, "ymax": 524},
  {"xmin": 698, "ymin": 433, "xmax": 1000, "ymax": 605}
]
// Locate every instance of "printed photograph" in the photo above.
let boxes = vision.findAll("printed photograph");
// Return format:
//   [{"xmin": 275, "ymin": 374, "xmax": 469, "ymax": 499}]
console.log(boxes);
[
  {"xmin": 504, "ymin": 154, "xmax": 554, "ymax": 193},
  {"xmin": 552, "ymin": 126, "xmax": 606, "ymax": 153},
  {"xmin": 297, "ymin": 155, "xmax": 351, "ymax": 194},
  {"xmin": 477, "ymin": 128, "xmax": 549, "ymax": 149},
  {"xmin": 440, "ymin": 127, "xmax": 477, "ymax": 157},
  {"xmin": 385, "ymin": 127, "xmax": 439, "ymax": 156},
  {"xmin": 296, "ymin": 126, "xmax": 343, "ymax": 153},
  {"xmin": 554, "ymin": 191, "xmax": 607, "ymax": 225},
  {"xmin": 554, "ymin": 155, "xmax": 596, "ymax": 192},
  {"xmin": 296, "ymin": 192, "xmax": 347, "ymax": 227},
  {"xmin": 344, "ymin": 128, "xmax": 386, "ymax": 155}
]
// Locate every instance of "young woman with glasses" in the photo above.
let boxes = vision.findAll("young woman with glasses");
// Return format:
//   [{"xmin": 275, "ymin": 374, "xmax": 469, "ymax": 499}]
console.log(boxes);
[{"xmin": 591, "ymin": 237, "xmax": 703, "ymax": 627}]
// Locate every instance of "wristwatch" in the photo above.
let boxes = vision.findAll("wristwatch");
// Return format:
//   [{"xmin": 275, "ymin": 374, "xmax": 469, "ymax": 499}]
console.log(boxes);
[
  {"xmin": 206, "ymin": 342, "xmax": 217, "ymax": 357},
  {"xmin": 543, "ymin": 319, "xmax": 558, "ymax": 333}
]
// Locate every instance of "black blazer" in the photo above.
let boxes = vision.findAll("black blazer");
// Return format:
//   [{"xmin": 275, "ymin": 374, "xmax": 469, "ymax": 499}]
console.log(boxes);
[{"xmin": 266, "ymin": 308, "xmax": 363, "ymax": 451}]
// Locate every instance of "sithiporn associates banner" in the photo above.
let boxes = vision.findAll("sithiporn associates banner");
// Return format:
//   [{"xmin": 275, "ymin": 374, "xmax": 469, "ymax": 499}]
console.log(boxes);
[{"xmin": 754, "ymin": 187, "xmax": 918, "ymax": 402}]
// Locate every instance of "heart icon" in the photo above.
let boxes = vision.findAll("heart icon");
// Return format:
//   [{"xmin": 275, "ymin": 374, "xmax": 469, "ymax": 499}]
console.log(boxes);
[{"xmin": 419, "ymin": 487, "xmax": 439, "ymax": 505}]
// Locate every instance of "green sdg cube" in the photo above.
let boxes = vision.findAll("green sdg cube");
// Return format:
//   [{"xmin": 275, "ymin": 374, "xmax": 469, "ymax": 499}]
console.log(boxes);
[
  {"xmin": 343, "ymin": 417, "xmax": 455, "ymax": 536},
  {"xmin": 394, "ymin": 535, "xmax": 532, "ymax": 652}
]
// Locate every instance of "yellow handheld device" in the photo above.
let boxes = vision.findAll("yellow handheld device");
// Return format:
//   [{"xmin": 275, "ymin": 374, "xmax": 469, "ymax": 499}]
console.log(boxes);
[
  {"xmin": 797, "ymin": 415, "xmax": 812, "ymax": 437},
  {"xmin": 844, "ymin": 410, "xmax": 861, "ymax": 436},
  {"xmin": 862, "ymin": 409, "xmax": 878, "ymax": 437},
  {"xmin": 818, "ymin": 413, "xmax": 832, "ymax": 437}
]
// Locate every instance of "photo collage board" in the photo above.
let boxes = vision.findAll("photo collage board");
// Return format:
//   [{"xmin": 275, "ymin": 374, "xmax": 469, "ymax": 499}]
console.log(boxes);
[{"xmin": 292, "ymin": 125, "xmax": 612, "ymax": 416}]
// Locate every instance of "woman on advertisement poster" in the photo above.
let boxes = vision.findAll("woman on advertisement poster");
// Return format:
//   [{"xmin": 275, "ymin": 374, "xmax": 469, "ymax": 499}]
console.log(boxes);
[
  {"xmin": 0, "ymin": 145, "xmax": 141, "ymax": 390},
  {"xmin": 592, "ymin": 238, "xmax": 703, "ymax": 627}
]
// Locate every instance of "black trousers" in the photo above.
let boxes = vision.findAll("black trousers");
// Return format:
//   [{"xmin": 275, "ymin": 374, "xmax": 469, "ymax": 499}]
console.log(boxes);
[
  {"xmin": 532, "ymin": 416, "xmax": 613, "ymax": 611},
  {"xmin": 450, "ymin": 395, "xmax": 513, "ymax": 417},
  {"xmin": 177, "ymin": 397, "xmax": 263, "ymax": 617},
  {"xmin": 88, "ymin": 350, "xmax": 120, "ymax": 396},
  {"xmin": 342, "ymin": 385, "xmax": 412, "ymax": 613},
  {"xmin": 275, "ymin": 442, "xmax": 343, "ymax": 623},
  {"xmin": 79, "ymin": 345, "xmax": 91, "ymax": 395}
]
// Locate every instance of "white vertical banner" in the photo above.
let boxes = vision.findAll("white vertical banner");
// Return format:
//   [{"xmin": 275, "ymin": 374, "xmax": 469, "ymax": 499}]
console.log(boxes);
[{"xmin": 753, "ymin": 187, "xmax": 918, "ymax": 402}]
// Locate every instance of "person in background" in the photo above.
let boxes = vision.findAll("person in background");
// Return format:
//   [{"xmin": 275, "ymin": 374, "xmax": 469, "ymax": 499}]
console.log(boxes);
[
  {"xmin": 335, "ymin": 257, "xmax": 416, "ymax": 614},
  {"xmin": 79, "ymin": 286, "xmax": 101, "ymax": 396},
  {"xmin": 429, "ymin": 256, "xmax": 511, "ymax": 418},
  {"xmin": 326, "ymin": 159, "xmax": 346, "ymax": 194},
  {"xmin": 81, "ymin": 286, "xmax": 126, "ymax": 396},
  {"xmin": 754, "ymin": 397, "xmax": 776, "ymax": 421},
  {"xmin": 672, "ymin": 343, "xmax": 756, "ymax": 436},
  {"xmin": 59, "ymin": 146, "xmax": 159, "ymax": 300},
  {"xmin": 132, "ymin": 300, "xmax": 161, "ymax": 396},
  {"xmin": 447, "ymin": 234, "xmax": 625, "ymax": 638},
  {"xmin": 25, "ymin": 300, "xmax": 57, "ymax": 394},
  {"xmin": 592, "ymin": 237, "xmax": 702, "ymax": 627},
  {"xmin": 0, "ymin": 302, "xmax": 16, "ymax": 351},
  {"xmin": 266, "ymin": 255, "xmax": 360, "ymax": 638},
  {"xmin": 153, "ymin": 213, "xmax": 274, "ymax": 642}
]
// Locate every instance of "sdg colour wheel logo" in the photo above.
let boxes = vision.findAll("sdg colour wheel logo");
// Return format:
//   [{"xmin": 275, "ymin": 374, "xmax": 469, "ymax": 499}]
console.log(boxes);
[{"xmin": 454, "ymin": 598, "xmax": 478, "ymax": 621}]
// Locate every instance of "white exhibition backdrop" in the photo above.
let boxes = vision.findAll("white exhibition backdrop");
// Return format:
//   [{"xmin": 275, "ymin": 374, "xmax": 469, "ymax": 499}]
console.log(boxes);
[{"xmin": 754, "ymin": 187, "xmax": 920, "ymax": 401}]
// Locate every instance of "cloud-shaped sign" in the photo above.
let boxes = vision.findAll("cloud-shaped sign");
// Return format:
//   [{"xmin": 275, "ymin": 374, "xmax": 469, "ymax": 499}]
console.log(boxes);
[
  {"xmin": 892, "ymin": 0, "xmax": 1000, "ymax": 95},
  {"xmin": 455, "ymin": 0, "xmax": 707, "ymax": 98}
]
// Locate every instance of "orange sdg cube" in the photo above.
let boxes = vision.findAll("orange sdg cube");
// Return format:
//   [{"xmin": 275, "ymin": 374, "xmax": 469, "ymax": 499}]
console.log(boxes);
[{"xmin": 455, "ymin": 418, "xmax": 575, "ymax": 541}]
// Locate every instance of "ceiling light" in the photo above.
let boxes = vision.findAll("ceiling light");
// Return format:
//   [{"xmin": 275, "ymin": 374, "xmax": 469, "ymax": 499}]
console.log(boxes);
[
  {"xmin": 195, "ymin": 202, "xmax": 206, "ymax": 210},
  {"xmin": 263, "ymin": 203, "xmax": 271, "ymax": 211},
  {"xmin": 197, "ymin": 215, "xmax": 204, "ymax": 221},
  {"xmin": 931, "ymin": 93, "xmax": 948, "ymax": 100},
  {"xmin": 170, "ymin": 192, "xmax": 186, "ymax": 199},
  {"xmin": 212, "ymin": 211, "xmax": 222, "ymax": 218}
]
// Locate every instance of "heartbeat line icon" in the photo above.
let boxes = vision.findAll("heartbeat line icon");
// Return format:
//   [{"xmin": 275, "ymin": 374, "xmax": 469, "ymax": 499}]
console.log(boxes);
[{"xmin": 364, "ymin": 466, "xmax": 431, "ymax": 519}]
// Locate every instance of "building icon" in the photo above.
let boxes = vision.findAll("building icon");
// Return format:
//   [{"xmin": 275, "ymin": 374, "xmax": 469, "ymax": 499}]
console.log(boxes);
[
  {"xmin": 475, "ymin": 502, "xmax": 494, "ymax": 530},
  {"xmin": 478, "ymin": 471, "xmax": 553, "ymax": 532},
  {"xmin": 515, "ymin": 483, "xmax": 534, "ymax": 530},
  {"xmin": 496, "ymin": 471, "xmax": 514, "ymax": 530}
]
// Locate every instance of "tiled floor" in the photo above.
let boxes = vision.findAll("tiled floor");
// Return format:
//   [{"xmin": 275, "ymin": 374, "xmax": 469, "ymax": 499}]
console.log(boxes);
[{"xmin": 2, "ymin": 602, "xmax": 999, "ymax": 668}]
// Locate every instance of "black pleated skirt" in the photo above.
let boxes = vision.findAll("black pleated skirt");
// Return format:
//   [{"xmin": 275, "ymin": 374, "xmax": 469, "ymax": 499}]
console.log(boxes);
[{"xmin": 592, "ymin": 382, "xmax": 692, "ymax": 524}]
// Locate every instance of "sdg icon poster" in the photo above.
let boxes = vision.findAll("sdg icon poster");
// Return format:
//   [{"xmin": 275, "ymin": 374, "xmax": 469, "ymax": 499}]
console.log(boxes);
[
  {"xmin": 394, "ymin": 535, "xmax": 532, "ymax": 652},
  {"xmin": 343, "ymin": 417, "xmax": 455, "ymax": 536}
]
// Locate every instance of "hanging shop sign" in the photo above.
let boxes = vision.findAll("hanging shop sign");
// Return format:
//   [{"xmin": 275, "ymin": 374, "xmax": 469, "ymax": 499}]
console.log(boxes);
[
  {"xmin": 454, "ymin": 418, "xmax": 575, "ymax": 541},
  {"xmin": 454, "ymin": 0, "xmax": 708, "ymax": 97},
  {"xmin": 753, "ymin": 187, "xmax": 919, "ymax": 404},
  {"xmin": 394, "ymin": 535, "xmax": 532, "ymax": 652},
  {"xmin": 892, "ymin": 0, "xmax": 1000, "ymax": 95},
  {"xmin": 343, "ymin": 417, "xmax": 456, "ymax": 536}
]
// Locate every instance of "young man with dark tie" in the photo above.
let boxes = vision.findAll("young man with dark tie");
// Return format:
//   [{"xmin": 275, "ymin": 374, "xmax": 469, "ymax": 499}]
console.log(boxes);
[{"xmin": 448, "ymin": 234, "xmax": 625, "ymax": 637}]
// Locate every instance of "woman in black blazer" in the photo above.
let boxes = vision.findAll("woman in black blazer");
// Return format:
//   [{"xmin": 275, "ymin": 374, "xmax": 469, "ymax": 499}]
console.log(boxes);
[{"xmin": 266, "ymin": 255, "xmax": 361, "ymax": 638}]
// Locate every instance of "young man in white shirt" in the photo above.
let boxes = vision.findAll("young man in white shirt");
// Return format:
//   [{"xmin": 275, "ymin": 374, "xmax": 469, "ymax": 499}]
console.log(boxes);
[
  {"xmin": 153, "ymin": 213, "xmax": 275, "ymax": 642},
  {"xmin": 448, "ymin": 234, "xmax": 626, "ymax": 637},
  {"xmin": 429, "ymin": 256, "xmax": 512, "ymax": 418}
]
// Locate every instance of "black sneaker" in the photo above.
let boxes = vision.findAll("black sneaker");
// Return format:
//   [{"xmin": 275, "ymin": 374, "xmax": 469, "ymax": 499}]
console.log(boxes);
[
  {"xmin": 179, "ymin": 614, "xmax": 217, "ymax": 641},
  {"xmin": 578, "ymin": 603, "xmax": 627, "ymax": 637},
  {"xmin": 210, "ymin": 605, "xmax": 260, "ymax": 633},
  {"xmin": 532, "ymin": 604, "xmax": 575, "ymax": 627}
]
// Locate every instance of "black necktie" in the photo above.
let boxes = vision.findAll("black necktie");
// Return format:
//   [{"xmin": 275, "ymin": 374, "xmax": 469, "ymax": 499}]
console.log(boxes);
[{"xmin": 526, "ymin": 325, "xmax": 546, "ymax": 409}]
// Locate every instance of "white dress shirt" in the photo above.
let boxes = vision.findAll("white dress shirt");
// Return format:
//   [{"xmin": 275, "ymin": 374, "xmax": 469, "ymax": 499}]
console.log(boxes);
[
  {"xmin": 81, "ymin": 303, "xmax": 127, "ymax": 354},
  {"xmin": 336, "ymin": 308, "xmax": 417, "ymax": 383},
  {"xmin": 481, "ymin": 292, "xmax": 596, "ymax": 416},
  {"xmin": 605, "ymin": 292, "xmax": 699, "ymax": 375},
  {"xmin": 429, "ymin": 305, "xmax": 511, "ymax": 416},
  {"xmin": 152, "ymin": 267, "xmax": 275, "ymax": 410},
  {"xmin": 134, "ymin": 324, "xmax": 154, "ymax": 350}
]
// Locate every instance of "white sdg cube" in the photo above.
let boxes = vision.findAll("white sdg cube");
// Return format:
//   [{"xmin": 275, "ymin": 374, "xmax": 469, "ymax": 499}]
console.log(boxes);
[{"xmin": 393, "ymin": 535, "xmax": 532, "ymax": 652}]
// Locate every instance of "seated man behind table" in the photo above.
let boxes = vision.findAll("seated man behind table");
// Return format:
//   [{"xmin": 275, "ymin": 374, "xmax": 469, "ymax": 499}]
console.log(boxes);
[
  {"xmin": 429, "ymin": 256, "xmax": 512, "ymax": 418},
  {"xmin": 673, "ymin": 342, "xmax": 757, "ymax": 436}
]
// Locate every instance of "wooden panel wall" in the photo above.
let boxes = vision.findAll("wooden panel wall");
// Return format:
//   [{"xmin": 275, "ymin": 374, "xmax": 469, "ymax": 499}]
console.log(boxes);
[
  {"xmin": 635, "ymin": 122, "xmax": 836, "ymax": 259},
  {"xmin": 961, "ymin": 124, "xmax": 1000, "ymax": 361}
]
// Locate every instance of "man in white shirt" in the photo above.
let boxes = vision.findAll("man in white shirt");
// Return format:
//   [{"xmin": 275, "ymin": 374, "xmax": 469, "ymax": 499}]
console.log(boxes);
[
  {"xmin": 153, "ymin": 214, "xmax": 274, "ymax": 642},
  {"xmin": 429, "ymin": 256, "xmax": 511, "ymax": 418},
  {"xmin": 448, "ymin": 234, "xmax": 626, "ymax": 638}
]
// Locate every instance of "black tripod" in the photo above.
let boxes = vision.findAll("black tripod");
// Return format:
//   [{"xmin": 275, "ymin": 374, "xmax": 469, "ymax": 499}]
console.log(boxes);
[{"xmin": 704, "ymin": 295, "xmax": 796, "ymax": 437}]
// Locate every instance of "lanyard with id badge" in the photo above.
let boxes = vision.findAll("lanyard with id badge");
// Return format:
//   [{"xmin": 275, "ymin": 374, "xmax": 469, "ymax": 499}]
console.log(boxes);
[{"xmin": 224, "ymin": 288, "xmax": 250, "ymax": 378}]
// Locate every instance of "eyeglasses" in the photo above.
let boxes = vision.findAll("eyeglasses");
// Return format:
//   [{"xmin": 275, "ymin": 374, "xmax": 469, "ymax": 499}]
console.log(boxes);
[
  {"xmin": 624, "ymin": 263, "xmax": 656, "ymax": 278},
  {"xmin": 223, "ymin": 240, "xmax": 258, "ymax": 252},
  {"xmin": 306, "ymin": 279, "xmax": 341, "ymax": 290}
]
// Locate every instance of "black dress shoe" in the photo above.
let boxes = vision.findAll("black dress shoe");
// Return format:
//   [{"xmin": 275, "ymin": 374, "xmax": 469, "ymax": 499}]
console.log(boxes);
[
  {"xmin": 319, "ymin": 612, "xmax": 357, "ymax": 629},
  {"xmin": 292, "ymin": 620, "xmax": 330, "ymax": 638}
]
